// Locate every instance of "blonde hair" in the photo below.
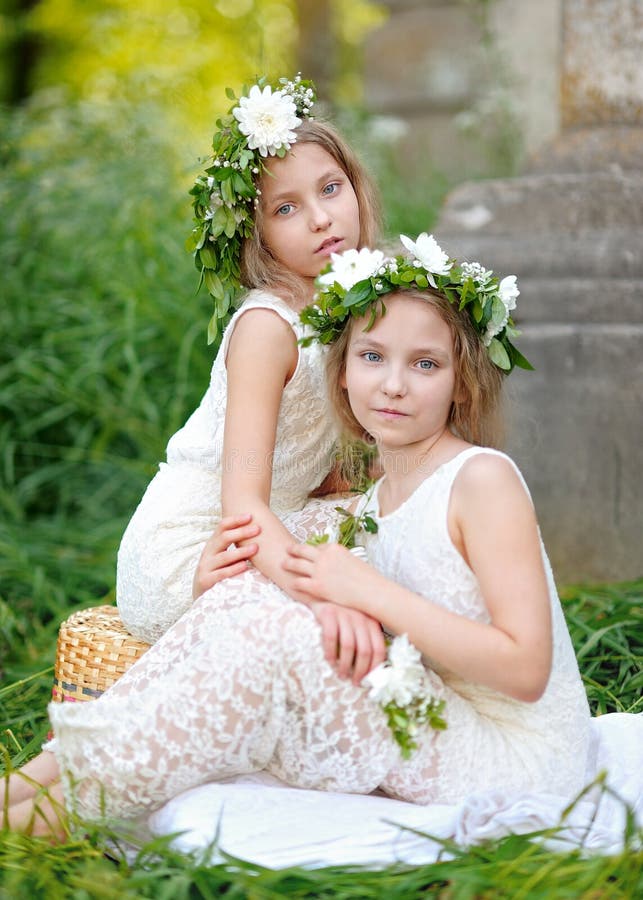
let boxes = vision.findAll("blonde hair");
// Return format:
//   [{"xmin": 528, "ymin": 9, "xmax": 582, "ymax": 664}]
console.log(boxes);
[
  {"xmin": 240, "ymin": 120, "xmax": 381, "ymax": 305},
  {"xmin": 326, "ymin": 288, "xmax": 506, "ymax": 454}
]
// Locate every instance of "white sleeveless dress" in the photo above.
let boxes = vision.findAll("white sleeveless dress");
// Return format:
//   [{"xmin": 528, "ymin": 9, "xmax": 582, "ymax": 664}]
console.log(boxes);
[
  {"xmin": 116, "ymin": 288, "xmax": 341, "ymax": 643},
  {"xmin": 47, "ymin": 446, "xmax": 592, "ymax": 827}
]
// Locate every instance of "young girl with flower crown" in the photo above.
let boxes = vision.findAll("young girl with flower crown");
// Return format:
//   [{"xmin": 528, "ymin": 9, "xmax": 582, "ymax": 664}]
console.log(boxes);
[
  {"xmin": 114, "ymin": 74, "xmax": 384, "ymax": 663},
  {"xmin": 2, "ymin": 234, "xmax": 593, "ymax": 840}
]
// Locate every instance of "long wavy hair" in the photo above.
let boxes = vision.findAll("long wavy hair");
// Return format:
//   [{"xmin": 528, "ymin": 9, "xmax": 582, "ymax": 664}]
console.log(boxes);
[{"xmin": 326, "ymin": 288, "xmax": 506, "ymax": 459}]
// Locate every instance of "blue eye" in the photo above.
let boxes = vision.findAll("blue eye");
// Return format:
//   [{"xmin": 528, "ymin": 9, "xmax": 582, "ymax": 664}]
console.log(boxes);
[
  {"xmin": 417, "ymin": 359, "xmax": 435, "ymax": 370},
  {"xmin": 277, "ymin": 203, "xmax": 293, "ymax": 216},
  {"xmin": 363, "ymin": 351, "xmax": 381, "ymax": 362},
  {"xmin": 322, "ymin": 182, "xmax": 338, "ymax": 196}
]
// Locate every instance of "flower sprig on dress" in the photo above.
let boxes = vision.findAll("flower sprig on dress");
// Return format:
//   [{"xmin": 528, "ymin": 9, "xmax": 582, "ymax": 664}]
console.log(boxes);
[
  {"xmin": 307, "ymin": 490, "xmax": 378, "ymax": 552},
  {"xmin": 187, "ymin": 74, "xmax": 316, "ymax": 347},
  {"xmin": 363, "ymin": 635, "xmax": 447, "ymax": 759},
  {"xmin": 300, "ymin": 235, "xmax": 533, "ymax": 373}
]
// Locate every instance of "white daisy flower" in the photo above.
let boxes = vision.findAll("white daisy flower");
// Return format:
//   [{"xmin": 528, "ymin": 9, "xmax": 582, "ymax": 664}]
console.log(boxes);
[
  {"xmin": 400, "ymin": 232, "xmax": 452, "ymax": 286},
  {"xmin": 498, "ymin": 274, "xmax": 520, "ymax": 312},
  {"xmin": 233, "ymin": 85, "xmax": 301, "ymax": 157},
  {"xmin": 317, "ymin": 248, "xmax": 387, "ymax": 292}
]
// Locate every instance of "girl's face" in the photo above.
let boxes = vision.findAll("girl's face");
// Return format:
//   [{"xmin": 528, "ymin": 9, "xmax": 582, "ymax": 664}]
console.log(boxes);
[
  {"xmin": 343, "ymin": 294, "xmax": 457, "ymax": 453},
  {"xmin": 260, "ymin": 142, "xmax": 361, "ymax": 281}
]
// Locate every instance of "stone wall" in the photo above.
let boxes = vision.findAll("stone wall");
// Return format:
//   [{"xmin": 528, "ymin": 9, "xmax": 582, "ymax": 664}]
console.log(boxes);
[
  {"xmin": 364, "ymin": 0, "xmax": 643, "ymax": 582},
  {"xmin": 364, "ymin": 0, "xmax": 562, "ymax": 175}
]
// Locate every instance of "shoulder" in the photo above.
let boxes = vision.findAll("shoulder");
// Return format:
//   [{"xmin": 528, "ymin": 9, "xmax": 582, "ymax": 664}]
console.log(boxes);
[
  {"xmin": 452, "ymin": 450, "xmax": 532, "ymax": 511},
  {"xmin": 226, "ymin": 303, "xmax": 298, "ymax": 370},
  {"xmin": 240, "ymin": 289, "xmax": 299, "ymax": 324}
]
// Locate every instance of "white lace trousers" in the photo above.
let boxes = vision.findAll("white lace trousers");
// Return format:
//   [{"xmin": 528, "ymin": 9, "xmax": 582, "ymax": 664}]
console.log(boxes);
[{"xmin": 48, "ymin": 579, "xmax": 399, "ymax": 824}]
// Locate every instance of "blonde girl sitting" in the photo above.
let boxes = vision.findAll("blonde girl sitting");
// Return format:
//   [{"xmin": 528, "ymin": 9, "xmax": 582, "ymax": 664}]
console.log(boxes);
[
  {"xmin": 2, "ymin": 236, "xmax": 591, "ymax": 838},
  {"xmin": 115, "ymin": 74, "xmax": 383, "ymax": 663}
]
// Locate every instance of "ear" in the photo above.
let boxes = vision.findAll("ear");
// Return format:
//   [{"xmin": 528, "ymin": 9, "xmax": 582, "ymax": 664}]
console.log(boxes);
[{"xmin": 339, "ymin": 368, "xmax": 347, "ymax": 389}]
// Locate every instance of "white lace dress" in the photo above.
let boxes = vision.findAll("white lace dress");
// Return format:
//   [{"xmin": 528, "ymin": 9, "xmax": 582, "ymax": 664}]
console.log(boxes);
[
  {"xmin": 116, "ymin": 288, "xmax": 341, "ymax": 643},
  {"xmin": 47, "ymin": 446, "xmax": 591, "ymax": 827}
]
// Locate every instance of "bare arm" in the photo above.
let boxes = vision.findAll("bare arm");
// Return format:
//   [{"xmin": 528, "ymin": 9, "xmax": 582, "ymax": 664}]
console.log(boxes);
[
  {"xmin": 284, "ymin": 455, "xmax": 553, "ymax": 702},
  {"xmin": 221, "ymin": 308, "xmax": 307, "ymax": 596}
]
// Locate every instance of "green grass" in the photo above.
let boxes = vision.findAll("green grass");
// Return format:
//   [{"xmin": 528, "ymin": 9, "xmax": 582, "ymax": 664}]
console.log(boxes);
[
  {"xmin": 1, "ymin": 580, "xmax": 641, "ymax": 899},
  {"xmin": 1, "ymin": 93, "xmax": 641, "ymax": 899}
]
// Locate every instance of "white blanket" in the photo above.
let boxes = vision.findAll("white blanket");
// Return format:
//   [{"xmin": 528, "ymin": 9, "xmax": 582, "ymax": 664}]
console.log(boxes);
[{"xmin": 148, "ymin": 713, "xmax": 642, "ymax": 869}]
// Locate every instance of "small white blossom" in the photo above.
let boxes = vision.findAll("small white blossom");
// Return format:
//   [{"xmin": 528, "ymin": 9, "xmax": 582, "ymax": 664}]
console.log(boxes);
[
  {"xmin": 322, "ymin": 525, "xmax": 339, "ymax": 543},
  {"xmin": 233, "ymin": 84, "xmax": 301, "ymax": 157},
  {"xmin": 363, "ymin": 634, "xmax": 426, "ymax": 707},
  {"xmin": 388, "ymin": 633, "xmax": 423, "ymax": 670},
  {"xmin": 349, "ymin": 545, "xmax": 368, "ymax": 561},
  {"xmin": 460, "ymin": 261, "xmax": 493, "ymax": 286},
  {"xmin": 400, "ymin": 233, "xmax": 452, "ymax": 286},
  {"xmin": 498, "ymin": 274, "xmax": 519, "ymax": 312},
  {"xmin": 317, "ymin": 248, "xmax": 387, "ymax": 291}
]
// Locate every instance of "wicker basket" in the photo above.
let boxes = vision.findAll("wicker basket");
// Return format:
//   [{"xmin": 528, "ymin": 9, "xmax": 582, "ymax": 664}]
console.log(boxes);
[{"xmin": 52, "ymin": 605, "xmax": 150, "ymax": 704}]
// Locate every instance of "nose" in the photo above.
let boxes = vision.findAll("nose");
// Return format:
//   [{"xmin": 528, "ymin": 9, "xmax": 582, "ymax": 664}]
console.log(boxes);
[
  {"xmin": 308, "ymin": 199, "xmax": 331, "ymax": 232},
  {"xmin": 380, "ymin": 363, "xmax": 406, "ymax": 398}
]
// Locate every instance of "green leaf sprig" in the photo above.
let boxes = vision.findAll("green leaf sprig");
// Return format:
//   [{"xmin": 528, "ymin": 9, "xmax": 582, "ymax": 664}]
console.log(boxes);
[
  {"xmin": 187, "ymin": 74, "xmax": 316, "ymax": 349},
  {"xmin": 300, "ymin": 237, "xmax": 534, "ymax": 374},
  {"xmin": 307, "ymin": 488, "xmax": 378, "ymax": 549}
]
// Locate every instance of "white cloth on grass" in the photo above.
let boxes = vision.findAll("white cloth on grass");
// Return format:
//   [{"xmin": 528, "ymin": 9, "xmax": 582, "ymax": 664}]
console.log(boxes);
[{"xmin": 149, "ymin": 712, "xmax": 642, "ymax": 869}]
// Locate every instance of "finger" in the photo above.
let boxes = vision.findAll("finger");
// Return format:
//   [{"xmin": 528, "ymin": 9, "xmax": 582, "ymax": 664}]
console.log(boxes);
[
  {"xmin": 318, "ymin": 609, "xmax": 340, "ymax": 667},
  {"xmin": 218, "ymin": 513, "xmax": 254, "ymax": 530},
  {"xmin": 281, "ymin": 555, "xmax": 313, "ymax": 576},
  {"xmin": 351, "ymin": 630, "xmax": 375, "ymax": 686},
  {"xmin": 370, "ymin": 624, "xmax": 387, "ymax": 669},
  {"xmin": 346, "ymin": 614, "xmax": 376, "ymax": 685},
  {"xmin": 286, "ymin": 543, "xmax": 317, "ymax": 561},
  {"xmin": 335, "ymin": 614, "xmax": 357, "ymax": 680},
  {"xmin": 213, "ymin": 543, "xmax": 258, "ymax": 567},
  {"xmin": 202, "ymin": 559, "xmax": 250, "ymax": 590},
  {"xmin": 220, "ymin": 522, "xmax": 261, "ymax": 547}
]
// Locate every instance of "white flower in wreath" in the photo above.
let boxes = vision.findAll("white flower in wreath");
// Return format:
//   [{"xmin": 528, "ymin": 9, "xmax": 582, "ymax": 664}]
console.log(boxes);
[
  {"xmin": 498, "ymin": 274, "xmax": 519, "ymax": 312},
  {"xmin": 233, "ymin": 85, "xmax": 301, "ymax": 157},
  {"xmin": 317, "ymin": 248, "xmax": 387, "ymax": 291},
  {"xmin": 400, "ymin": 232, "xmax": 452, "ymax": 286}
]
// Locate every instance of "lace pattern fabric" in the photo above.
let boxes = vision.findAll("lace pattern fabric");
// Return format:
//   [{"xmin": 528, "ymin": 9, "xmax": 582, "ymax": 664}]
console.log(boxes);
[
  {"xmin": 116, "ymin": 289, "xmax": 340, "ymax": 644},
  {"xmin": 362, "ymin": 447, "xmax": 592, "ymax": 803},
  {"xmin": 49, "ymin": 581, "xmax": 397, "ymax": 824},
  {"xmin": 47, "ymin": 447, "xmax": 592, "ymax": 825}
]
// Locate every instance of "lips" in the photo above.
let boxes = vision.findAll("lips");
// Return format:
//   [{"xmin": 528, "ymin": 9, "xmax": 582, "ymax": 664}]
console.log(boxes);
[
  {"xmin": 315, "ymin": 236, "xmax": 344, "ymax": 255},
  {"xmin": 375, "ymin": 408, "xmax": 407, "ymax": 419}
]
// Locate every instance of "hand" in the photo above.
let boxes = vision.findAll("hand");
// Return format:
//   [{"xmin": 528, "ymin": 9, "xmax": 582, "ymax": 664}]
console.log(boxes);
[
  {"xmin": 192, "ymin": 514, "xmax": 261, "ymax": 599},
  {"xmin": 283, "ymin": 541, "xmax": 368, "ymax": 609},
  {"xmin": 309, "ymin": 601, "xmax": 386, "ymax": 685}
]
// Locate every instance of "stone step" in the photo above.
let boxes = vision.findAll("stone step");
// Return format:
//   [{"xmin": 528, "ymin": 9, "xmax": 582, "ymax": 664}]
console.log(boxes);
[
  {"xmin": 437, "ymin": 172, "xmax": 643, "ymax": 233},
  {"xmin": 503, "ymin": 322, "xmax": 643, "ymax": 583},
  {"xmin": 511, "ymin": 279, "xmax": 643, "ymax": 324},
  {"xmin": 431, "ymin": 230, "xmax": 643, "ymax": 278}
]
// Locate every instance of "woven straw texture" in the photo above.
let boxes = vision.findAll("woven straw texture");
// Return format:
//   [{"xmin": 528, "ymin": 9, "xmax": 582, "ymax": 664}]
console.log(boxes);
[{"xmin": 52, "ymin": 605, "xmax": 150, "ymax": 703}]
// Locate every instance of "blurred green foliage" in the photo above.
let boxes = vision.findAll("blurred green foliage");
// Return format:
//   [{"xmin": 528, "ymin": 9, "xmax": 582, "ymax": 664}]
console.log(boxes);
[
  {"xmin": 0, "ymin": 0, "xmax": 445, "ymax": 679},
  {"xmin": 0, "ymin": 93, "xmax": 213, "ymax": 671}
]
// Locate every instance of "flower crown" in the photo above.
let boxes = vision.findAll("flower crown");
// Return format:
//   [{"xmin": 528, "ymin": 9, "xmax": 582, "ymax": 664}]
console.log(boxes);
[
  {"xmin": 300, "ymin": 233, "xmax": 533, "ymax": 373},
  {"xmin": 186, "ymin": 74, "xmax": 316, "ymax": 346}
]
